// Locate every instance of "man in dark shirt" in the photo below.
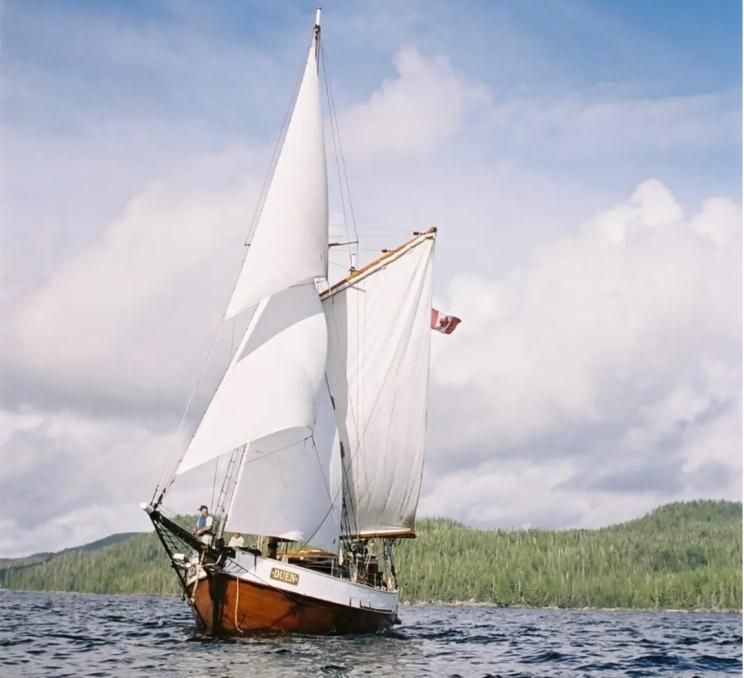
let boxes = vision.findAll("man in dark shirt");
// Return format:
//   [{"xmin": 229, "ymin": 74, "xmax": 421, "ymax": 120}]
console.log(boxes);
[{"xmin": 193, "ymin": 505, "xmax": 214, "ymax": 545}]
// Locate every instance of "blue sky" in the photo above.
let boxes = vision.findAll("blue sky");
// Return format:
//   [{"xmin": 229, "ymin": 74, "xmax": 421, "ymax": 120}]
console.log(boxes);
[{"xmin": 0, "ymin": 0, "xmax": 740, "ymax": 555}]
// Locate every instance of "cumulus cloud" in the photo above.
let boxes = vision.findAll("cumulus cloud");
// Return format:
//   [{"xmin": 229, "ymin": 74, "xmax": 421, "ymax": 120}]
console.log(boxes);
[
  {"xmin": 0, "ymin": 401, "xmax": 228, "ymax": 557},
  {"xmin": 422, "ymin": 179, "xmax": 741, "ymax": 528},
  {"xmin": 340, "ymin": 48, "xmax": 487, "ymax": 161},
  {"xmin": 2, "ymin": 151, "xmax": 264, "ymax": 419},
  {"xmin": 0, "ymin": 406, "xmax": 183, "ymax": 556},
  {"xmin": 0, "ymin": 10, "xmax": 740, "ymax": 556}
]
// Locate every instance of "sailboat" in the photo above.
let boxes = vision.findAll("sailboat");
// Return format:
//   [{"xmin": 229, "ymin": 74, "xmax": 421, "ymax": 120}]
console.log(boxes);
[{"xmin": 143, "ymin": 9, "xmax": 439, "ymax": 635}]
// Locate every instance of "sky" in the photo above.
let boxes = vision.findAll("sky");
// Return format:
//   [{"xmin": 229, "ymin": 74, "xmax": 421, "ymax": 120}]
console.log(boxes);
[{"xmin": 0, "ymin": 0, "xmax": 741, "ymax": 557}]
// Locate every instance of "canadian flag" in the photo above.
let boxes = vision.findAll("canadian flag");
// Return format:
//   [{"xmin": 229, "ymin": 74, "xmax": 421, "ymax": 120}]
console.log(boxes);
[{"xmin": 431, "ymin": 308, "xmax": 462, "ymax": 334}]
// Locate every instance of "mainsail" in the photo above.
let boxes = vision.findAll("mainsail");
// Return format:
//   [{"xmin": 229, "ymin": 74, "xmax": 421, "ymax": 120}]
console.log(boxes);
[{"xmin": 322, "ymin": 232, "xmax": 436, "ymax": 537}]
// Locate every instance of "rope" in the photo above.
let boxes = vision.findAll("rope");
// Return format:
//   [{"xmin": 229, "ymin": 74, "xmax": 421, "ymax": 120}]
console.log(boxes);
[
  {"xmin": 188, "ymin": 550, "xmax": 206, "ymax": 605},
  {"xmin": 234, "ymin": 574, "xmax": 244, "ymax": 633},
  {"xmin": 209, "ymin": 457, "xmax": 219, "ymax": 518},
  {"xmin": 320, "ymin": 40, "xmax": 359, "ymax": 268}
]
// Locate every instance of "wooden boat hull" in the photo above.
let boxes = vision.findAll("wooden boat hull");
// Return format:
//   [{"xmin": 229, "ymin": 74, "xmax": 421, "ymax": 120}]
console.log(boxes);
[{"xmin": 191, "ymin": 571, "xmax": 398, "ymax": 635}]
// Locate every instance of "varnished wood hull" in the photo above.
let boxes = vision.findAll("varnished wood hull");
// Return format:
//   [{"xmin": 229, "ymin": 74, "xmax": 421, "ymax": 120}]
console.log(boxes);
[{"xmin": 191, "ymin": 571, "xmax": 398, "ymax": 635}]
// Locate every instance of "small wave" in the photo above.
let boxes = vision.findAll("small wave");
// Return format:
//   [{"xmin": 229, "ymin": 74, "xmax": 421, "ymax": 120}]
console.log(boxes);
[
  {"xmin": 1, "ymin": 592, "xmax": 741, "ymax": 677},
  {"xmin": 695, "ymin": 654, "xmax": 742, "ymax": 670}
]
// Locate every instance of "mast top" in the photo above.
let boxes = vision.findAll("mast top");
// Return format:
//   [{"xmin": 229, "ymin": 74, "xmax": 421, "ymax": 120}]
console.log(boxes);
[{"xmin": 315, "ymin": 8, "xmax": 321, "ymax": 29}]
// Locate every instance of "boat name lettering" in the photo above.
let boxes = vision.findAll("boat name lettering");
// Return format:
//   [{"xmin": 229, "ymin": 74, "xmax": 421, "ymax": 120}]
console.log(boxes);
[{"xmin": 270, "ymin": 567, "xmax": 299, "ymax": 585}]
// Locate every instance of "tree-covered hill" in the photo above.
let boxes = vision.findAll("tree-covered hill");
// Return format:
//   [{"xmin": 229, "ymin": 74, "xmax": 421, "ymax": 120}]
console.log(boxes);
[
  {"xmin": 0, "ymin": 532, "xmax": 138, "ymax": 570},
  {"xmin": 395, "ymin": 500, "xmax": 741, "ymax": 609},
  {"xmin": 1, "ymin": 500, "xmax": 740, "ymax": 610}
]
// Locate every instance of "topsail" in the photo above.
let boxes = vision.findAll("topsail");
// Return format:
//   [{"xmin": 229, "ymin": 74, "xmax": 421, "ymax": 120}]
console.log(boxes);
[{"xmin": 224, "ymin": 26, "xmax": 328, "ymax": 319}]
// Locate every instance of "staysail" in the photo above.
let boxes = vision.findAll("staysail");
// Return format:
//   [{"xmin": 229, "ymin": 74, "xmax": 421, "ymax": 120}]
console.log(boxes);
[
  {"xmin": 322, "ymin": 231, "xmax": 436, "ymax": 537},
  {"xmin": 224, "ymin": 21, "xmax": 328, "ymax": 319},
  {"xmin": 225, "ymin": 388, "xmax": 341, "ymax": 554}
]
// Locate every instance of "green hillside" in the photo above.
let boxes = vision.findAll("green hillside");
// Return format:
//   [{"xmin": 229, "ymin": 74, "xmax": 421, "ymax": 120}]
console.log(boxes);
[
  {"xmin": 396, "ymin": 500, "xmax": 741, "ymax": 609},
  {"xmin": 1, "ymin": 500, "xmax": 740, "ymax": 610}
]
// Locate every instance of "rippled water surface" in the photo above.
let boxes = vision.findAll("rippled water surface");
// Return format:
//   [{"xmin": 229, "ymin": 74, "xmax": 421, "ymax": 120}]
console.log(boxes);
[{"xmin": 0, "ymin": 590, "xmax": 740, "ymax": 677}]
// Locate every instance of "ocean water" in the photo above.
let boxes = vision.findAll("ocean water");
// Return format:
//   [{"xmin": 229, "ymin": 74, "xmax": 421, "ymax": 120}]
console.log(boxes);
[{"xmin": 0, "ymin": 590, "xmax": 740, "ymax": 677}]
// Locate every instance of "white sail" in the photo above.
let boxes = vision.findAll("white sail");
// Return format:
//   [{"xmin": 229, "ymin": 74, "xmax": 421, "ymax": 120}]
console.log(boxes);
[
  {"xmin": 322, "ymin": 233, "xmax": 435, "ymax": 536},
  {"xmin": 177, "ymin": 283, "xmax": 327, "ymax": 475},
  {"xmin": 225, "ymin": 388, "xmax": 341, "ymax": 554},
  {"xmin": 224, "ymin": 28, "xmax": 328, "ymax": 319}
]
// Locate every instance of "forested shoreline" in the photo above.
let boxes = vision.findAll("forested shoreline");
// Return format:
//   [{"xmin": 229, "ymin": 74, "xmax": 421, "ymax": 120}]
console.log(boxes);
[{"xmin": 1, "ymin": 500, "xmax": 740, "ymax": 611}]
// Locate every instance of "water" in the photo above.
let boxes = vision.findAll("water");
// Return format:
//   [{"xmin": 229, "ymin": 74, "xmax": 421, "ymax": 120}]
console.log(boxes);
[{"xmin": 0, "ymin": 591, "xmax": 740, "ymax": 677}]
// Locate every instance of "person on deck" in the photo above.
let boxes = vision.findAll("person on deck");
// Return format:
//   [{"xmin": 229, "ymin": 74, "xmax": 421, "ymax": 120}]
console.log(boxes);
[
  {"xmin": 193, "ymin": 505, "xmax": 213, "ymax": 545},
  {"xmin": 228, "ymin": 533, "xmax": 244, "ymax": 549}
]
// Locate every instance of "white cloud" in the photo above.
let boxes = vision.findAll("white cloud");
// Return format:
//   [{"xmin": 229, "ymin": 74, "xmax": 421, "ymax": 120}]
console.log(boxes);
[
  {"xmin": 488, "ymin": 91, "xmax": 740, "ymax": 155},
  {"xmin": 3, "ymin": 150, "xmax": 264, "ymax": 416},
  {"xmin": 340, "ymin": 47, "xmax": 487, "ymax": 161},
  {"xmin": 0, "ymin": 405, "xmax": 187, "ymax": 556},
  {"xmin": 422, "ymin": 179, "xmax": 741, "ymax": 526},
  {"xmin": 0, "ymin": 399, "xmax": 243, "ymax": 556}
]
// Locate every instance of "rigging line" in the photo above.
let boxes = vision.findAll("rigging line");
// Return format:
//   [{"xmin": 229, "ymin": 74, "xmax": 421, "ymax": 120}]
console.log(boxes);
[
  {"xmin": 153, "ymin": 32, "xmax": 319, "ymax": 505},
  {"xmin": 309, "ymin": 432, "xmax": 333, "ymax": 502},
  {"xmin": 293, "ymin": 466, "xmax": 336, "ymax": 552},
  {"xmin": 294, "ymin": 497, "xmax": 336, "ymax": 554},
  {"xmin": 320, "ymin": 41, "xmax": 359, "ymax": 267},
  {"xmin": 158, "ymin": 281, "xmax": 270, "ymax": 502},
  {"xmin": 239, "ymin": 434, "xmax": 313, "ymax": 465},
  {"xmin": 234, "ymin": 574, "xmax": 244, "ymax": 633},
  {"xmin": 320, "ymin": 43, "xmax": 350, "ymax": 256},
  {"xmin": 323, "ymin": 296, "xmax": 365, "ymax": 516},
  {"xmin": 294, "ymin": 431, "xmax": 349, "ymax": 554},
  {"xmin": 243, "ymin": 36, "xmax": 311, "ymax": 247},
  {"xmin": 229, "ymin": 314, "xmax": 237, "ymax": 358},
  {"xmin": 209, "ymin": 457, "xmax": 219, "ymax": 517},
  {"xmin": 323, "ymin": 372, "xmax": 358, "ymax": 539},
  {"xmin": 151, "ymin": 312, "xmax": 231, "ymax": 505}
]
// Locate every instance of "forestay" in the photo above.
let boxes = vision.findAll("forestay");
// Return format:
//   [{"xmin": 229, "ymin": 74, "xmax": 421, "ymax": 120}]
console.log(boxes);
[
  {"xmin": 322, "ymin": 233, "xmax": 435, "ymax": 537},
  {"xmin": 177, "ymin": 283, "xmax": 328, "ymax": 475},
  {"xmin": 224, "ymin": 27, "xmax": 328, "ymax": 319}
]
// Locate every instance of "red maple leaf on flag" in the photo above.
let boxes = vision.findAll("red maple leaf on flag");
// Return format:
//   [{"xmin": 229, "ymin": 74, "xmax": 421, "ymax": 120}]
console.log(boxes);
[{"xmin": 431, "ymin": 308, "xmax": 462, "ymax": 334}]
